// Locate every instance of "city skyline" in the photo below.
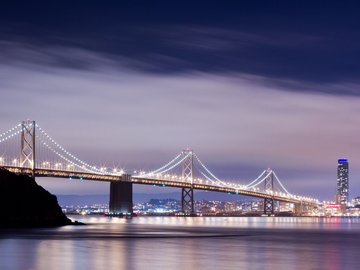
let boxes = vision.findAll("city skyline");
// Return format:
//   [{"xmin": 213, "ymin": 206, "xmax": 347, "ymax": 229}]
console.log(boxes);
[{"xmin": 1, "ymin": 2, "xmax": 360, "ymax": 200}]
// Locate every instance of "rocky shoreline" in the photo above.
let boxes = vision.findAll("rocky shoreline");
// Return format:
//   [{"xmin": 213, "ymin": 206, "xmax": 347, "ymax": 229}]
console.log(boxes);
[{"xmin": 0, "ymin": 168, "xmax": 83, "ymax": 228}]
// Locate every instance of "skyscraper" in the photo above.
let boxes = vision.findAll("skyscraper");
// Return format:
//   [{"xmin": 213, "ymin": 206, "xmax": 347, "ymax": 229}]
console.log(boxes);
[{"xmin": 337, "ymin": 159, "xmax": 349, "ymax": 205}]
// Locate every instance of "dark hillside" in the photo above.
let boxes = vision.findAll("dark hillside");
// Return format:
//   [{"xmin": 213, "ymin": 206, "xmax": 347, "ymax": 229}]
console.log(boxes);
[{"xmin": 0, "ymin": 168, "xmax": 76, "ymax": 227}]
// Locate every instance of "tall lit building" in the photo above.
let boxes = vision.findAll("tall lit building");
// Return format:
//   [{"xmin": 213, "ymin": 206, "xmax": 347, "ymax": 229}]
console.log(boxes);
[{"xmin": 337, "ymin": 159, "xmax": 349, "ymax": 205}]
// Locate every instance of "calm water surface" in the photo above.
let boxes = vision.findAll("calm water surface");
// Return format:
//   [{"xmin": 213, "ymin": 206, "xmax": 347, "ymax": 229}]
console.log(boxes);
[{"xmin": 1, "ymin": 216, "xmax": 360, "ymax": 270}]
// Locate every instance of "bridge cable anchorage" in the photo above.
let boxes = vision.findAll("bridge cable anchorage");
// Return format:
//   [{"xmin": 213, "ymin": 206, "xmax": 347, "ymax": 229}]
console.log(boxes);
[{"xmin": 35, "ymin": 124, "xmax": 116, "ymax": 175}]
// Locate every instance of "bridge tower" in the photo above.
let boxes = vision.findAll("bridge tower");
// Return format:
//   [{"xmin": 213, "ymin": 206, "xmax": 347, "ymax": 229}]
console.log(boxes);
[
  {"xmin": 263, "ymin": 169, "xmax": 274, "ymax": 215},
  {"xmin": 20, "ymin": 120, "xmax": 36, "ymax": 178},
  {"xmin": 181, "ymin": 149, "xmax": 195, "ymax": 215}
]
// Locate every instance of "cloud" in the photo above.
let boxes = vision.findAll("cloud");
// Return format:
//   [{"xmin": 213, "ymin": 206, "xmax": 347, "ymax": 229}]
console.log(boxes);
[
  {"xmin": 2, "ymin": 19, "xmax": 360, "ymax": 93},
  {"xmin": 1, "ymin": 44, "xmax": 360, "ymax": 199}
]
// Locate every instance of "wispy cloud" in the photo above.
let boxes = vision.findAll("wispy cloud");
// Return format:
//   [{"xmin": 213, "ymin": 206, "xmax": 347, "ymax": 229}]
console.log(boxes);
[
  {"xmin": 0, "ymin": 44, "xmax": 360, "ymax": 198},
  {"xmin": 2, "ymin": 19, "xmax": 360, "ymax": 92}
]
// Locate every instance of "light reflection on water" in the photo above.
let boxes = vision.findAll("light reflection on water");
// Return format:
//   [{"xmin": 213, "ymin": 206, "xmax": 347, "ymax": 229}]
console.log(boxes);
[{"xmin": 1, "ymin": 216, "xmax": 360, "ymax": 270}]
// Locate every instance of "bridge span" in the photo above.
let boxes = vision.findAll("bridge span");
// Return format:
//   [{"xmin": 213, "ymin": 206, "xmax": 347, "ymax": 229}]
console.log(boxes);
[{"xmin": 0, "ymin": 120, "xmax": 319, "ymax": 216}]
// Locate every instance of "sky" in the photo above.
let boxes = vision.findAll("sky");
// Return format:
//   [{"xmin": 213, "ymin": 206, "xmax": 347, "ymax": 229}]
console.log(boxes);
[{"xmin": 1, "ymin": 1, "xmax": 360, "ymax": 200}]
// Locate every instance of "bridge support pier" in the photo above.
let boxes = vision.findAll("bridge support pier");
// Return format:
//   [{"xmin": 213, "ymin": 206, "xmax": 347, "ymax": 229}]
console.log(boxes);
[
  {"xmin": 264, "ymin": 198, "xmax": 274, "ymax": 215},
  {"xmin": 294, "ymin": 202, "xmax": 305, "ymax": 216},
  {"xmin": 181, "ymin": 187, "xmax": 195, "ymax": 215},
  {"xmin": 109, "ymin": 174, "xmax": 133, "ymax": 216}
]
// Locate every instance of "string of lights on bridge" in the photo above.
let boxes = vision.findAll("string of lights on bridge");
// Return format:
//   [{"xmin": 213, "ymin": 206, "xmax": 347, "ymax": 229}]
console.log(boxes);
[
  {"xmin": 133, "ymin": 151, "xmax": 313, "ymax": 202},
  {"xmin": 0, "ymin": 121, "xmax": 318, "ymax": 204}
]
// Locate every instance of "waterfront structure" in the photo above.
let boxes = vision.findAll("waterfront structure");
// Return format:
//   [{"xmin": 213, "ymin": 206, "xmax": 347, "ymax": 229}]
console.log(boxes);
[
  {"xmin": 224, "ymin": 202, "xmax": 237, "ymax": 212},
  {"xmin": 0, "ymin": 120, "xmax": 319, "ymax": 216},
  {"xmin": 337, "ymin": 159, "xmax": 349, "ymax": 205},
  {"xmin": 352, "ymin": 197, "xmax": 360, "ymax": 207}
]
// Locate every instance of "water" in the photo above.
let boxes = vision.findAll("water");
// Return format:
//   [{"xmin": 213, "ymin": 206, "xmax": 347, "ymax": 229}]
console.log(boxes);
[{"xmin": 1, "ymin": 216, "xmax": 360, "ymax": 270}]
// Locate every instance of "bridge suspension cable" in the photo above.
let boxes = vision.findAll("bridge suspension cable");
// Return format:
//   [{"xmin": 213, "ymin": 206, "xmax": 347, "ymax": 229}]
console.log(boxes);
[
  {"xmin": 37, "ymin": 137, "xmax": 102, "ymax": 174},
  {"xmin": 142, "ymin": 152, "xmax": 183, "ymax": 176},
  {"xmin": 245, "ymin": 169, "xmax": 293, "ymax": 195},
  {"xmin": 198, "ymin": 170, "xmax": 228, "ymax": 187},
  {"xmin": 155, "ymin": 152, "xmax": 192, "ymax": 175},
  {"xmin": 35, "ymin": 124, "xmax": 120, "ymax": 175},
  {"xmin": 246, "ymin": 170, "xmax": 273, "ymax": 189},
  {"xmin": 272, "ymin": 171, "xmax": 292, "ymax": 195},
  {"xmin": 0, "ymin": 124, "xmax": 22, "ymax": 143},
  {"xmin": 138, "ymin": 152, "xmax": 191, "ymax": 176},
  {"xmin": 1, "ymin": 121, "xmax": 317, "ymax": 203},
  {"xmin": 193, "ymin": 153, "xmax": 229, "ymax": 187},
  {"xmin": 245, "ymin": 170, "xmax": 267, "ymax": 188}
]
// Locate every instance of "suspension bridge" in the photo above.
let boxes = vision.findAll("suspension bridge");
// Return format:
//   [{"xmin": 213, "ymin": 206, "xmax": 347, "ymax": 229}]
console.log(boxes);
[{"xmin": 0, "ymin": 120, "xmax": 319, "ymax": 216}]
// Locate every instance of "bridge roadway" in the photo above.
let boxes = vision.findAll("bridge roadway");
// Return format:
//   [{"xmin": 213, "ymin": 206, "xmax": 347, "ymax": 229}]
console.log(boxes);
[{"xmin": 2, "ymin": 166, "xmax": 314, "ymax": 206}]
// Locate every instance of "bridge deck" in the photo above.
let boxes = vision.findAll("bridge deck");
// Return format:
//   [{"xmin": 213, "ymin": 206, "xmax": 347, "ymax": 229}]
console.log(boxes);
[{"xmin": 1, "ymin": 166, "xmax": 316, "ymax": 206}]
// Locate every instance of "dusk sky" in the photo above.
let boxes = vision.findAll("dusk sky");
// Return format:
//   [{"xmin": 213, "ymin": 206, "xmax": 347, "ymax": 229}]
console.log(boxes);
[{"xmin": 1, "ymin": 1, "xmax": 360, "ymax": 200}]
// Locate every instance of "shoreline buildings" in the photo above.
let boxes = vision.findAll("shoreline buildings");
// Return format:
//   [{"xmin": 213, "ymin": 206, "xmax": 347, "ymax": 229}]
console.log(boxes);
[{"xmin": 337, "ymin": 159, "xmax": 349, "ymax": 207}]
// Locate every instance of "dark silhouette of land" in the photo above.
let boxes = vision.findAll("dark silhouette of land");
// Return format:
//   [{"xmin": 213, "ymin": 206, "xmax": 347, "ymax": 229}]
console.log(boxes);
[{"xmin": 0, "ymin": 168, "xmax": 81, "ymax": 227}]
